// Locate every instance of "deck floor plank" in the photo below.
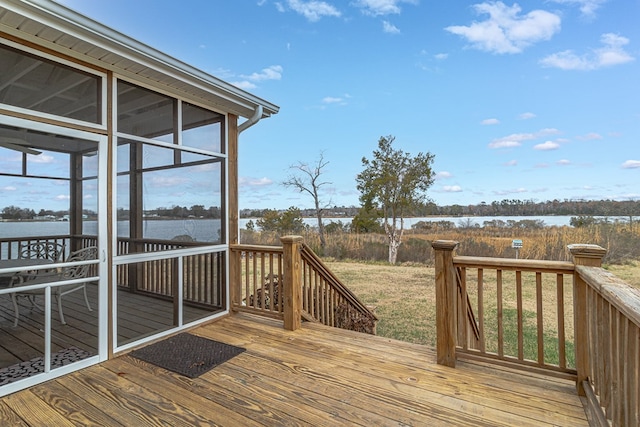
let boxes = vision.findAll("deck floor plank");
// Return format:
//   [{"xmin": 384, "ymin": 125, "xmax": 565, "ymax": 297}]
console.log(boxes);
[
  {"xmin": 1, "ymin": 312, "xmax": 589, "ymax": 426},
  {"xmin": 2, "ymin": 389, "xmax": 76, "ymax": 427},
  {"xmin": 0, "ymin": 400, "xmax": 28, "ymax": 426},
  {"xmin": 28, "ymin": 381, "xmax": 126, "ymax": 427},
  {"xmin": 199, "ymin": 315, "xmax": 587, "ymax": 426}
]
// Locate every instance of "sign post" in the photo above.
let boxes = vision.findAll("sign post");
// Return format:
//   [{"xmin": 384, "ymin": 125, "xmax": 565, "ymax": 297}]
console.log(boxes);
[{"xmin": 512, "ymin": 239, "xmax": 523, "ymax": 259}]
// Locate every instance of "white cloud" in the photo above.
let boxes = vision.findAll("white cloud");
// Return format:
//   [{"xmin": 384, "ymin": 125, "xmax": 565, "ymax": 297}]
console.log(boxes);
[
  {"xmin": 504, "ymin": 160, "xmax": 518, "ymax": 166},
  {"xmin": 576, "ymin": 132, "xmax": 603, "ymax": 140},
  {"xmin": 489, "ymin": 128, "xmax": 561, "ymax": 149},
  {"xmin": 548, "ymin": 0, "xmax": 608, "ymax": 18},
  {"xmin": 55, "ymin": 194, "xmax": 71, "ymax": 201},
  {"xmin": 443, "ymin": 185, "xmax": 463, "ymax": 192},
  {"xmin": 323, "ymin": 96, "xmax": 343, "ymax": 104},
  {"xmin": 481, "ymin": 118, "xmax": 500, "ymax": 125},
  {"xmin": 435, "ymin": 171, "xmax": 453, "ymax": 179},
  {"xmin": 322, "ymin": 94, "xmax": 351, "ymax": 106},
  {"xmin": 493, "ymin": 187, "xmax": 527, "ymax": 195},
  {"xmin": 489, "ymin": 140, "xmax": 521, "ymax": 149},
  {"xmin": 149, "ymin": 176, "xmax": 189, "ymax": 187},
  {"xmin": 26, "ymin": 154, "xmax": 55, "ymax": 164},
  {"xmin": 231, "ymin": 81, "xmax": 257, "ymax": 90},
  {"xmin": 557, "ymin": 159, "xmax": 571, "ymax": 165},
  {"xmin": 1, "ymin": 186, "xmax": 17, "ymax": 191},
  {"xmin": 285, "ymin": 0, "xmax": 341, "ymax": 21},
  {"xmin": 518, "ymin": 112, "xmax": 536, "ymax": 120},
  {"xmin": 445, "ymin": 2, "xmax": 561, "ymax": 54},
  {"xmin": 241, "ymin": 65, "xmax": 283, "ymax": 82},
  {"xmin": 382, "ymin": 21, "xmax": 400, "ymax": 34},
  {"xmin": 239, "ymin": 177, "xmax": 274, "ymax": 187},
  {"xmin": 540, "ymin": 33, "xmax": 634, "ymax": 70},
  {"xmin": 232, "ymin": 65, "xmax": 283, "ymax": 90},
  {"xmin": 353, "ymin": 0, "xmax": 418, "ymax": 16},
  {"xmin": 534, "ymin": 141, "xmax": 560, "ymax": 150},
  {"xmin": 434, "ymin": 53, "xmax": 449, "ymax": 60},
  {"xmin": 622, "ymin": 160, "xmax": 640, "ymax": 169}
]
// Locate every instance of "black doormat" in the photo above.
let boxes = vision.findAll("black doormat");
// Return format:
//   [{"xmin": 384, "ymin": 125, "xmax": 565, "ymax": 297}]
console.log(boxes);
[
  {"xmin": 129, "ymin": 333, "xmax": 245, "ymax": 378},
  {"xmin": 0, "ymin": 346, "xmax": 91, "ymax": 386}
]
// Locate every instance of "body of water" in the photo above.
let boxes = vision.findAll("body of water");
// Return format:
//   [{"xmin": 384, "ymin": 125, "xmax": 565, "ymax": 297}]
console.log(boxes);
[{"xmin": 0, "ymin": 215, "xmax": 628, "ymax": 242}]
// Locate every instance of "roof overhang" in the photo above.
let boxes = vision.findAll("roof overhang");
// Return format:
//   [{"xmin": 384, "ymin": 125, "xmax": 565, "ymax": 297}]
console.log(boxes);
[{"xmin": 0, "ymin": 0, "xmax": 279, "ymax": 120}]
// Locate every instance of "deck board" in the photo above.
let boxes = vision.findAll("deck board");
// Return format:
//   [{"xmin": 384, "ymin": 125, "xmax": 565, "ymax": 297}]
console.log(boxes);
[{"xmin": 0, "ymin": 313, "xmax": 589, "ymax": 426}]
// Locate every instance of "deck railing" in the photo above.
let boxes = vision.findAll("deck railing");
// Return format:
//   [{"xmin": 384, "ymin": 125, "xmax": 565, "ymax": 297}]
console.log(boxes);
[
  {"xmin": 230, "ymin": 236, "xmax": 377, "ymax": 333},
  {"xmin": 434, "ymin": 240, "xmax": 640, "ymax": 426},
  {"xmin": 1, "ymin": 235, "xmax": 223, "ymax": 308}
]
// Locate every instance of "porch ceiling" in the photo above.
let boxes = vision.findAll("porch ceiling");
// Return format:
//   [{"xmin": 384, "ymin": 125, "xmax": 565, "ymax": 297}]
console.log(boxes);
[{"xmin": 0, "ymin": 0, "xmax": 279, "ymax": 120}]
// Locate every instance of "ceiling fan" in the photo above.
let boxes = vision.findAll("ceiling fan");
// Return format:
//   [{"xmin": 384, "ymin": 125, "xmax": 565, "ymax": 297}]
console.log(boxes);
[{"xmin": 0, "ymin": 137, "xmax": 42, "ymax": 155}]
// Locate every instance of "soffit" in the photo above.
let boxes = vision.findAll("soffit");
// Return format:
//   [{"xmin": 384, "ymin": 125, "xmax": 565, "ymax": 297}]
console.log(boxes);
[{"xmin": 0, "ymin": 0, "xmax": 279, "ymax": 120}]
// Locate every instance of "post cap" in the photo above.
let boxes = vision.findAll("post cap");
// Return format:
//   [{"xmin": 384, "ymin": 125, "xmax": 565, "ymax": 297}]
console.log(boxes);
[
  {"xmin": 280, "ymin": 235, "xmax": 304, "ymax": 244},
  {"xmin": 431, "ymin": 240, "xmax": 459, "ymax": 251},
  {"xmin": 567, "ymin": 244, "xmax": 607, "ymax": 259}
]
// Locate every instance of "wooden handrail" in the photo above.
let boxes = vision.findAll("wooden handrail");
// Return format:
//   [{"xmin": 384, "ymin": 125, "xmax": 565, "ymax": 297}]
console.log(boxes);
[
  {"xmin": 575, "ymin": 265, "xmax": 640, "ymax": 328},
  {"xmin": 229, "ymin": 238, "xmax": 377, "ymax": 334},
  {"xmin": 435, "ymin": 240, "xmax": 640, "ymax": 426},
  {"xmin": 454, "ymin": 255, "xmax": 575, "ymax": 273}
]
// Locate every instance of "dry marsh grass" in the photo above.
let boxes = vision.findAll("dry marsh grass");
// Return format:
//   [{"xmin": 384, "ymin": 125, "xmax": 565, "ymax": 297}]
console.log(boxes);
[{"xmin": 243, "ymin": 222, "xmax": 640, "ymax": 265}]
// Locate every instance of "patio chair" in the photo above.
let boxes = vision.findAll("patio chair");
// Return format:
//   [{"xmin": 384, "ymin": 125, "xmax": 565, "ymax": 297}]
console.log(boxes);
[
  {"xmin": 1, "ymin": 241, "xmax": 66, "ymax": 301},
  {"xmin": 10, "ymin": 246, "xmax": 97, "ymax": 326},
  {"xmin": 18, "ymin": 241, "xmax": 65, "ymax": 263}
]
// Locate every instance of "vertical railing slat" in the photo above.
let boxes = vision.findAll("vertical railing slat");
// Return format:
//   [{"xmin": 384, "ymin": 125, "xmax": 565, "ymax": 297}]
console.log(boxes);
[
  {"xmin": 557, "ymin": 274, "xmax": 566, "ymax": 369},
  {"xmin": 516, "ymin": 270, "xmax": 523, "ymax": 361},
  {"xmin": 478, "ymin": 268, "xmax": 485, "ymax": 353},
  {"xmin": 496, "ymin": 269, "xmax": 504, "ymax": 358},
  {"xmin": 536, "ymin": 272, "xmax": 544, "ymax": 365}
]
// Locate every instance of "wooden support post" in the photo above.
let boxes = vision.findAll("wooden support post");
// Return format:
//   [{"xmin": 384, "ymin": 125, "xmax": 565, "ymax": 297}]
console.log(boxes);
[
  {"xmin": 568, "ymin": 243, "xmax": 607, "ymax": 396},
  {"xmin": 229, "ymin": 247, "xmax": 241, "ymax": 312},
  {"xmin": 281, "ymin": 235, "xmax": 303, "ymax": 331},
  {"xmin": 433, "ymin": 240, "xmax": 459, "ymax": 368}
]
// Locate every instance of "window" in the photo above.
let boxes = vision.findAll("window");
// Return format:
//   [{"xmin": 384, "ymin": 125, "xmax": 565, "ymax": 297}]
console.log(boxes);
[
  {"xmin": 182, "ymin": 102, "xmax": 224, "ymax": 153},
  {"xmin": 117, "ymin": 81, "xmax": 174, "ymax": 142},
  {"xmin": 0, "ymin": 43, "xmax": 101, "ymax": 124},
  {"xmin": 116, "ymin": 138, "xmax": 224, "ymax": 245}
]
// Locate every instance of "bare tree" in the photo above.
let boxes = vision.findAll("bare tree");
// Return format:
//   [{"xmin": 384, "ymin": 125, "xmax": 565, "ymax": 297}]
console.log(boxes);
[{"xmin": 282, "ymin": 152, "xmax": 331, "ymax": 248}]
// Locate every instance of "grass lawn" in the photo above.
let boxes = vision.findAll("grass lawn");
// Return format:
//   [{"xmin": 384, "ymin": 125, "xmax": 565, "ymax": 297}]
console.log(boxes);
[
  {"xmin": 605, "ymin": 260, "xmax": 640, "ymax": 288},
  {"xmin": 325, "ymin": 261, "xmax": 437, "ymax": 346},
  {"xmin": 325, "ymin": 259, "xmax": 640, "ymax": 353}
]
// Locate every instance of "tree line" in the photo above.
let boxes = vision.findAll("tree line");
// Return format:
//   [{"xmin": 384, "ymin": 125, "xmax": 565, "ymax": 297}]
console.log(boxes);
[
  {"xmin": 241, "ymin": 199, "xmax": 639, "ymax": 219},
  {"xmin": 1, "ymin": 205, "xmax": 222, "ymax": 220}
]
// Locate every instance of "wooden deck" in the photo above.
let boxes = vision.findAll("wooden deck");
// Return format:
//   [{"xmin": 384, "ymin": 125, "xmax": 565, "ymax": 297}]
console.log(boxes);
[
  {"xmin": 0, "ymin": 285, "xmax": 218, "ymax": 367},
  {"xmin": 0, "ymin": 312, "xmax": 589, "ymax": 426}
]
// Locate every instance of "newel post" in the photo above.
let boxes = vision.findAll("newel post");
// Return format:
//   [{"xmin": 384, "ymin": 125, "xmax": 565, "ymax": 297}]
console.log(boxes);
[
  {"xmin": 281, "ymin": 235, "xmax": 303, "ymax": 331},
  {"xmin": 433, "ymin": 240, "xmax": 459, "ymax": 368},
  {"xmin": 568, "ymin": 243, "xmax": 607, "ymax": 396},
  {"xmin": 228, "ymin": 246, "xmax": 241, "ymax": 311}
]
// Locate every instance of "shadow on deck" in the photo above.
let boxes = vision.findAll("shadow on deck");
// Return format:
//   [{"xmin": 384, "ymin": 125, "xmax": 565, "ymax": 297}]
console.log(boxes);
[{"xmin": 0, "ymin": 313, "xmax": 588, "ymax": 426}]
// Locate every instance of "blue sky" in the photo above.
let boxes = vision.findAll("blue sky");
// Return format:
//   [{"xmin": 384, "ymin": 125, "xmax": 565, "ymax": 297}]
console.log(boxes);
[{"xmin": 54, "ymin": 1, "xmax": 640, "ymax": 210}]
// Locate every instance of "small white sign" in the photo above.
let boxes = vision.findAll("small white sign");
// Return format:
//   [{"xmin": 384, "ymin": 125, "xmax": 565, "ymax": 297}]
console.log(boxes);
[{"xmin": 512, "ymin": 239, "xmax": 523, "ymax": 249}]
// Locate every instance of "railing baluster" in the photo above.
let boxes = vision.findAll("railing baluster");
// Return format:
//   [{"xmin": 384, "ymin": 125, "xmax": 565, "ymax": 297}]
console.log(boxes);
[
  {"xmin": 478, "ymin": 268, "xmax": 484, "ymax": 353},
  {"xmin": 460, "ymin": 266, "xmax": 468, "ymax": 351},
  {"xmin": 536, "ymin": 272, "xmax": 544, "ymax": 365},
  {"xmin": 497, "ymin": 269, "xmax": 504, "ymax": 358},
  {"xmin": 602, "ymin": 299, "xmax": 611, "ymax": 418},
  {"xmin": 516, "ymin": 270, "xmax": 523, "ymax": 361},
  {"xmin": 556, "ymin": 274, "xmax": 566, "ymax": 369}
]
